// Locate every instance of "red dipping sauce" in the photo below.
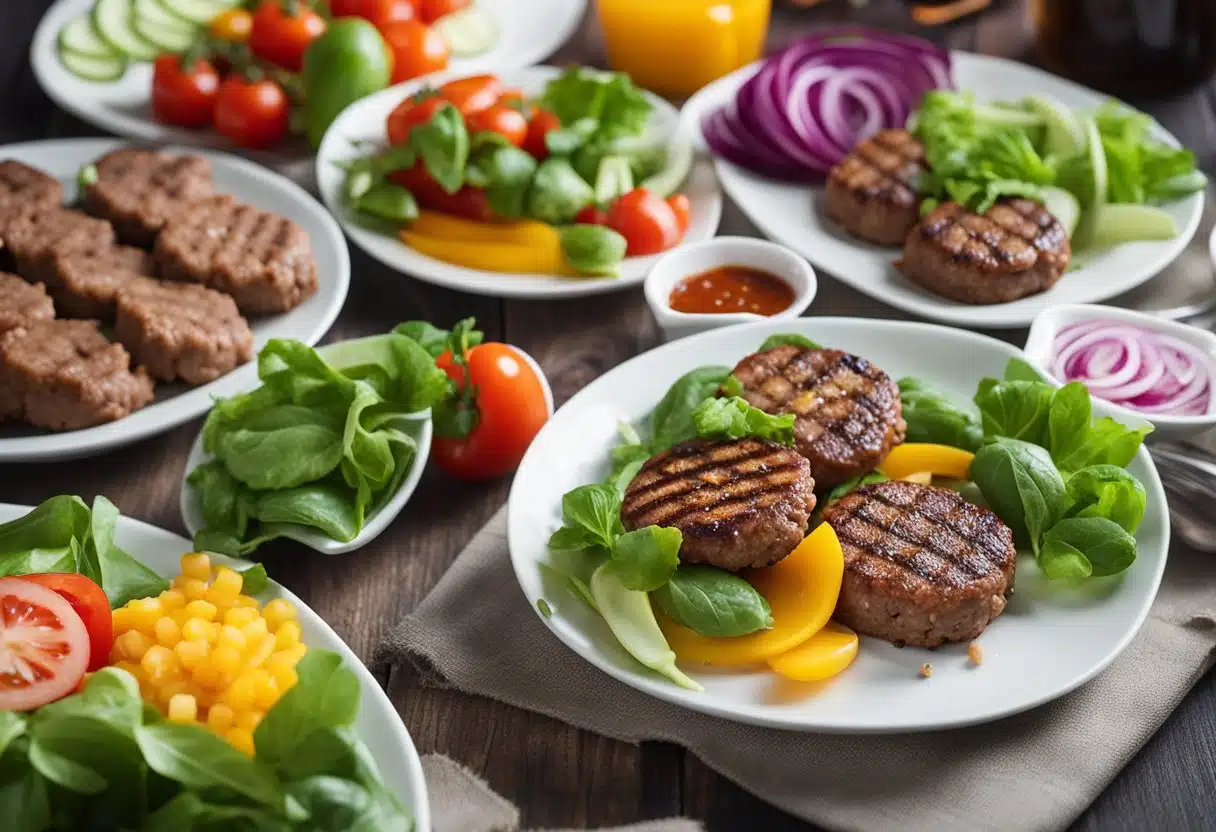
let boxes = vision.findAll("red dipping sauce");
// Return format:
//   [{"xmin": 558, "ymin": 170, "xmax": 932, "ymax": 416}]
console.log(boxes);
[{"xmin": 668, "ymin": 266, "xmax": 794, "ymax": 315}]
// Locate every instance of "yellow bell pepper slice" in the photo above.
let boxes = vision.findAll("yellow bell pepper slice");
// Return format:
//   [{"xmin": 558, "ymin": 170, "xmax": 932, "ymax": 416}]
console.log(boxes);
[
  {"xmin": 400, "ymin": 229, "xmax": 573, "ymax": 275},
  {"xmin": 409, "ymin": 211, "xmax": 558, "ymax": 247},
  {"xmin": 658, "ymin": 522, "xmax": 844, "ymax": 667},
  {"xmin": 899, "ymin": 471, "xmax": 933, "ymax": 485},
  {"xmin": 767, "ymin": 621, "xmax": 859, "ymax": 682},
  {"xmin": 878, "ymin": 443, "xmax": 974, "ymax": 481}
]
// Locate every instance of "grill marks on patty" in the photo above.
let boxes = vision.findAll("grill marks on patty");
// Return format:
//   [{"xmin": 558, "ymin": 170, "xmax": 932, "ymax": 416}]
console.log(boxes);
[{"xmin": 824, "ymin": 129, "xmax": 925, "ymax": 246}]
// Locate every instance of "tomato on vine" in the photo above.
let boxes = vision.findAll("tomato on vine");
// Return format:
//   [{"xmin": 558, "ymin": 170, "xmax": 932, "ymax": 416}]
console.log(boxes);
[{"xmin": 249, "ymin": 0, "xmax": 327, "ymax": 72}]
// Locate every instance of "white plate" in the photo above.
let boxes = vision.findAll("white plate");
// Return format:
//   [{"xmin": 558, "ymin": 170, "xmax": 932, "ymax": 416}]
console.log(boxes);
[
  {"xmin": 680, "ymin": 52, "xmax": 1205, "ymax": 329},
  {"xmin": 0, "ymin": 502, "xmax": 432, "ymax": 831},
  {"xmin": 0, "ymin": 138, "xmax": 349, "ymax": 463},
  {"xmin": 317, "ymin": 65, "xmax": 723, "ymax": 299},
  {"xmin": 507, "ymin": 318, "xmax": 1170, "ymax": 733},
  {"xmin": 31, "ymin": 0, "xmax": 586, "ymax": 161}
]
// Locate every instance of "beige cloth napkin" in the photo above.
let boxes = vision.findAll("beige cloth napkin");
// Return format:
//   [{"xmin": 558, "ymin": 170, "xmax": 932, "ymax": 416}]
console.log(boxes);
[{"xmin": 380, "ymin": 509, "xmax": 1216, "ymax": 832}]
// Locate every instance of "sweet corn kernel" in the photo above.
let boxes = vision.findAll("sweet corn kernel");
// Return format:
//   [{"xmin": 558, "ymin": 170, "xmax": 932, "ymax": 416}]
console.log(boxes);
[
  {"xmin": 232, "ymin": 595, "xmax": 260, "ymax": 609},
  {"xmin": 236, "ymin": 710, "xmax": 264, "ymax": 732},
  {"xmin": 182, "ymin": 579, "xmax": 209, "ymax": 602},
  {"xmin": 274, "ymin": 621, "xmax": 301, "ymax": 650},
  {"xmin": 127, "ymin": 598, "xmax": 164, "ymax": 633},
  {"xmin": 159, "ymin": 588, "xmax": 187, "ymax": 610},
  {"xmin": 268, "ymin": 663, "xmax": 297, "ymax": 692},
  {"xmin": 211, "ymin": 645, "xmax": 242, "ymax": 676},
  {"xmin": 224, "ymin": 675, "xmax": 256, "ymax": 711},
  {"xmin": 212, "ymin": 567, "xmax": 243, "ymax": 598},
  {"xmin": 262, "ymin": 599, "xmax": 296, "ymax": 632},
  {"xmin": 141, "ymin": 645, "xmax": 180, "ymax": 682},
  {"xmin": 111, "ymin": 607, "xmax": 136, "ymax": 633},
  {"xmin": 181, "ymin": 618, "xmax": 211, "ymax": 642},
  {"xmin": 207, "ymin": 703, "xmax": 235, "ymax": 732},
  {"xmin": 275, "ymin": 644, "xmax": 308, "ymax": 667},
  {"xmin": 216, "ymin": 625, "xmax": 247, "ymax": 653},
  {"xmin": 191, "ymin": 664, "xmax": 231, "ymax": 691},
  {"xmin": 185, "ymin": 600, "xmax": 218, "ymax": 622},
  {"xmin": 116, "ymin": 630, "xmax": 152, "ymax": 662},
  {"xmin": 156, "ymin": 680, "xmax": 189, "ymax": 707},
  {"xmin": 154, "ymin": 617, "xmax": 181, "ymax": 648},
  {"xmin": 174, "ymin": 639, "xmax": 210, "ymax": 669},
  {"xmin": 168, "ymin": 694, "xmax": 197, "ymax": 723},
  {"xmin": 241, "ymin": 618, "xmax": 268, "ymax": 643},
  {"xmin": 226, "ymin": 727, "xmax": 255, "ymax": 756},
  {"xmin": 223, "ymin": 607, "xmax": 258, "ymax": 628},
  {"xmin": 113, "ymin": 661, "xmax": 143, "ymax": 681},
  {"xmin": 250, "ymin": 670, "xmax": 278, "ymax": 710},
  {"xmin": 245, "ymin": 634, "xmax": 276, "ymax": 670},
  {"xmin": 181, "ymin": 553, "xmax": 212, "ymax": 581},
  {"xmin": 170, "ymin": 609, "xmax": 191, "ymax": 626}
]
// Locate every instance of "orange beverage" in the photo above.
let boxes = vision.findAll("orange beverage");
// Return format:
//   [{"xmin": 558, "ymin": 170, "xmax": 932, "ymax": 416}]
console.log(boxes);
[{"xmin": 596, "ymin": 0, "xmax": 771, "ymax": 98}]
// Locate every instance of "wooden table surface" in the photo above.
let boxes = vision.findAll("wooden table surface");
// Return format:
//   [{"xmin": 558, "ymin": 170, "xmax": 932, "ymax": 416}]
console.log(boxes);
[{"xmin": 4, "ymin": 1, "xmax": 1215, "ymax": 828}]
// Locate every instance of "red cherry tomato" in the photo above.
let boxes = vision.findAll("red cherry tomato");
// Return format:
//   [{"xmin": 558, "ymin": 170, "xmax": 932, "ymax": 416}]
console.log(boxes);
[
  {"xmin": 466, "ymin": 104, "xmax": 527, "ymax": 146},
  {"xmin": 386, "ymin": 94, "xmax": 445, "ymax": 145},
  {"xmin": 417, "ymin": 0, "xmax": 470, "ymax": 24},
  {"xmin": 0, "ymin": 577, "xmax": 90, "ymax": 711},
  {"xmin": 388, "ymin": 164, "xmax": 495, "ymax": 221},
  {"xmin": 214, "ymin": 76, "xmax": 290, "ymax": 150},
  {"xmin": 498, "ymin": 88, "xmax": 525, "ymax": 109},
  {"xmin": 151, "ymin": 55, "xmax": 220, "ymax": 128},
  {"xmin": 667, "ymin": 193, "xmax": 691, "ymax": 233},
  {"xmin": 574, "ymin": 204, "xmax": 608, "ymax": 225},
  {"xmin": 432, "ymin": 343, "xmax": 550, "ymax": 481},
  {"xmin": 606, "ymin": 187, "xmax": 683, "ymax": 256},
  {"xmin": 328, "ymin": 0, "xmax": 415, "ymax": 27},
  {"xmin": 522, "ymin": 109, "xmax": 561, "ymax": 160},
  {"xmin": 437, "ymin": 74, "xmax": 500, "ymax": 116},
  {"xmin": 249, "ymin": 1, "xmax": 327, "ymax": 72},
  {"xmin": 380, "ymin": 20, "xmax": 449, "ymax": 83},
  {"xmin": 21, "ymin": 574, "xmax": 113, "ymax": 672}
]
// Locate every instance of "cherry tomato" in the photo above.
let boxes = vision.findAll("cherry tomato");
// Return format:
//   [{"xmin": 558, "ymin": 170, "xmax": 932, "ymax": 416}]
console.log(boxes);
[
  {"xmin": 417, "ymin": 0, "xmax": 470, "ymax": 24},
  {"xmin": 380, "ymin": 20, "xmax": 448, "ymax": 83},
  {"xmin": 466, "ymin": 104, "xmax": 527, "ymax": 146},
  {"xmin": 667, "ymin": 193, "xmax": 691, "ymax": 233},
  {"xmin": 151, "ymin": 55, "xmax": 220, "ymax": 128},
  {"xmin": 574, "ymin": 204, "xmax": 608, "ymax": 225},
  {"xmin": 328, "ymin": 0, "xmax": 416, "ymax": 27},
  {"xmin": 606, "ymin": 187, "xmax": 683, "ymax": 256},
  {"xmin": 432, "ymin": 343, "xmax": 550, "ymax": 480},
  {"xmin": 214, "ymin": 76, "xmax": 290, "ymax": 149},
  {"xmin": 522, "ymin": 109, "xmax": 561, "ymax": 160},
  {"xmin": 437, "ymin": 74, "xmax": 500, "ymax": 116},
  {"xmin": 498, "ymin": 88, "xmax": 525, "ymax": 109},
  {"xmin": 386, "ymin": 94, "xmax": 445, "ymax": 145},
  {"xmin": 22, "ymin": 574, "xmax": 112, "ymax": 673},
  {"xmin": 209, "ymin": 8, "xmax": 254, "ymax": 42},
  {"xmin": 389, "ymin": 164, "xmax": 495, "ymax": 221},
  {"xmin": 249, "ymin": 1, "xmax": 327, "ymax": 72},
  {"xmin": 0, "ymin": 577, "xmax": 90, "ymax": 711}
]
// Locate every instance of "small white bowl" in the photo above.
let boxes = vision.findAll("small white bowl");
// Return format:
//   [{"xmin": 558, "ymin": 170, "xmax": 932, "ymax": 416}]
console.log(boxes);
[
  {"xmin": 1024, "ymin": 304, "xmax": 1216, "ymax": 442},
  {"xmin": 644, "ymin": 237, "xmax": 817, "ymax": 341}
]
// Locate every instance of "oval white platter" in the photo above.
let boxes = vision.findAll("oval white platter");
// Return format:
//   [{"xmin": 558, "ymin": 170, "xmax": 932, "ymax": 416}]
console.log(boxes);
[
  {"xmin": 0, "ymin": 138, "xmax": 349, "ymax": 464},
  {"xmin": 508, "ymin": 317, "xmax": 1169, "ymax": 733},
  {"xmin": 679, "ymin": 52, "xmax": 1204, "ymax": 329},
  {"xmin": 316, "ymin": 65, "xmax": 723, "ymax": 299},
  {"xmin": 0, "ymin": 502, "xmax": 432, "ymax": 830}
]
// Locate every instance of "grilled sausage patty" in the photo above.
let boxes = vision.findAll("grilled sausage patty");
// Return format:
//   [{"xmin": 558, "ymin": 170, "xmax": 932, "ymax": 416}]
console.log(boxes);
[
  {"xmin": 729, "ymin": 345, "xmax": 906, "ymax": 489},
  {"xmin": 823, "ymin": 480, "xmax": 1016, "ymax": 648},
  {"xmin": 898, "ymin": 199, "xmax": 1070, "ymax": 304},
  {"xmin": 824, "ymin": 129, "xmax": 925, "ymax": 246},
  {"xmin": 620, "ymin": 438, "xmax": 816, "ymax": 572}
]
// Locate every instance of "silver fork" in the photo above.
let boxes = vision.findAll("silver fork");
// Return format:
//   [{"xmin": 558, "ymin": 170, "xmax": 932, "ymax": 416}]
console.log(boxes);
[{"xmin": 1149, "ymin": 442, "xmax": 1216, "ymax": 553}]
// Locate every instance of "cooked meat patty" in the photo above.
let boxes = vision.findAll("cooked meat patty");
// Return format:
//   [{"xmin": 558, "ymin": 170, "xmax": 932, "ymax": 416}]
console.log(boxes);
[
  {"xmin": 898, "ymin": 199, "xmax": 1070, "ymax": 304},
  {"xmin": 823, "ymin": 480, "xmax": 1016, "ymax": 648},
  {"xmin": 115, "ymin": 280, "xmax": 253, "ymax": 385},
  {"xmin": 729, "ymin": 345, "xmax": 906, "ymax": 489},
  {"xmin": 824, "ymin": 129, "xmax": 924, "ymax": 246},
  {"xmin": 0, "ymin": 319, "xmax": 154, "ymax": 429},
  {"xmin": 620, "ymin": 437, "xmax": 815, "ymax": 571},
  {"xmin": 0, "ymin": 160, "xmax": 63, "ymax": 216},
  {"xmin": 155, "ymin": 195, "xmax": 318, "ymax": 314},
  {"xmin": 45, "ymin": 241, "xmax": 158, "ymax": 320},
  {"xmin": 6, "ymin": 208, "xmax": 115, "ymax": 282},
  {"xmin": 83, "ymin": 148, "xmax": 215, "ymax": 247},
  {"xmin": 0, "ymin": 273, "xmax": 54, "ymax": 334}
]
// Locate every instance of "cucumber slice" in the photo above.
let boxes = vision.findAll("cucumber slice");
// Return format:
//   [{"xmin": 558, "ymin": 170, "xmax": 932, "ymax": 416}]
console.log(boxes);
[
  {"xmin": 156, "ymin": 0, "xmax": 237, "ymax": 26},
  {"xmin": 135, "ymin": 17, "xmax": 197, "ymax": 52},
  {"xmin": 1024, "ymin": 94, "xmax": 1084, "ymax": 159},
  {"xmin": 1040, "ymin": 186, "xmax": 1081, "ymax": 238},
  {"xmin": 433, "ymin": 7, "xmax": 499, "ymax": 57},
  {"xmin": 640, "ymin": 138, "xmax": 693, "ymax": 198},
  {"xmin": 59, "ymin": 46, "xmax": 128, "ymax": 82},
  {"xmin": 59, "ymin": 15, "xmax": 122, "ymax": 60},
  {"xmin": 1089, "ymin": 204, "xmax": 1178, "ymax": 248},
  {"xmin": 1072, "ymin": 114, "xmax": 1108, "ymax": 248},
  {"xmin": 93, "ymin": 0, "xmax": 160, "ymax": 61},
  {"xmin": 134, "ymin": 0, "xmax": 197, "ymax": 32}
]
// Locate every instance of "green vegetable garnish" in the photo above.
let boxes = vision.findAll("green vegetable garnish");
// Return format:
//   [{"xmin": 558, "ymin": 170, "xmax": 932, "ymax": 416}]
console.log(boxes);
[
  {"xmin": 652, "ymin": 565, "xmax": 773, "ymax": 638},
  {"xmin": 691, "ymin": 396, "xmax": 795, "ymax": 445},
  {"xmin": 526, "ymin": 157, "xmax": 594, "ymax": 224},
  {"xmin": 558, "ymin": 224, "xmax": 627, "ymax": 277}
]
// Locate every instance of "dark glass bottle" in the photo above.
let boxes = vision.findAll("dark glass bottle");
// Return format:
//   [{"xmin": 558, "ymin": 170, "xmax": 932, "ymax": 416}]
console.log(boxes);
[{"xmin": 1032, "ymin": 0, "xmax": 1216, "ymax": 97}]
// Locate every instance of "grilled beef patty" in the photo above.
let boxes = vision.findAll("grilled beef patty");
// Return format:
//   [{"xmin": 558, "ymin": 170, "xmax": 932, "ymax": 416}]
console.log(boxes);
[
  {"xmin": 898, "ymin": 199, "xmax": 1070, "ymax": 304},
  {"xmin": 83, "ymin": 148, "xmax": 215, "ymax": 247},
  {"xmin": 0, "ymin": 273, "xmax": 54, "ymax": 335},
  {"xmin": 729, "ymin": 345, "xmax": 906, "ymax": 489},
  {"xmin": 823, "ymin": 480, "xmax": 1016, "ymax": 648},
  {"xmin": 824, "ymin": 129, "xmax": 925, "ymax": 246},
  {"xmin": 620, "ymin": 438, "xmax": 816, "ymax": 571}
]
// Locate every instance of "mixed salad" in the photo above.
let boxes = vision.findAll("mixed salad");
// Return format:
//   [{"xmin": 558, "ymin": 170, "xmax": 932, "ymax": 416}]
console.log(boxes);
[
  {"xmin": 340, "ymin": 68, "xmax": 695, "ymax": 277},
  {"xmin": 0, "ymin": 497, "xmax": 410, "ymax": 831},
  {"xmin": 541, "ymin": 336, "xmax": 1153, "ymax": 691},
  {"xmin": 59, "ymin": 0, "xmax": 498, "ymax": 149}
]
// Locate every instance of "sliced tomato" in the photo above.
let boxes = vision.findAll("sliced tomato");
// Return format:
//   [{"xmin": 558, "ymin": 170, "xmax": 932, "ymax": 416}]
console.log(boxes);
[
  {"xmin": 0, "ymin": 578, "xmax": 90, "ymax": 711},
  {"xmin": 667, "ymin": 193, "xmax": 691, "ymax": 233},
  {"xmin": 389, "ymin": 164, "xmax": 495, "ymax": 221},
  {"xmin": 22, "ymin": 574, "xmax": 113, "ymax": 673},
  {"xmin": 466, "ymin": 104, "xmax": 527, "ymax": 147},
  {"xmin": 437, "ymin": 74, "xmax": 500, "ymax": 116}
]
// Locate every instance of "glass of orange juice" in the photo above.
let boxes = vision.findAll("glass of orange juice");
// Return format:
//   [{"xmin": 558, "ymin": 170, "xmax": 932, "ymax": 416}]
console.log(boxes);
[{"xmin": 596, "ymin": 0, "xmax": 771, "ymax": 98}]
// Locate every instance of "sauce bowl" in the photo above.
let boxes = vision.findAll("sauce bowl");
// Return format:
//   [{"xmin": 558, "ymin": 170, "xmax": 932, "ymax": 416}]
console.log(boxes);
[{"xmin": 644, "ymin": 237, "xmax": 817, "ymax": 341}]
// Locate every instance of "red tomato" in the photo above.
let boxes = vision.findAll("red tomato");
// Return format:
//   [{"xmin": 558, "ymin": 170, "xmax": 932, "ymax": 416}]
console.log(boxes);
[
  {"xmin": 151, "ymin": 55, "xmax": 220, "ymax": 128},
  {"xmin": 0, "ymin": 577, "xmax": 90, "ymax": 711},
  {"xmin": 437, "ymin": 74, "xmax": 500, "ymax": 116},
  {"xmin": 466, "ymin": 104, "xmax": 527, "ymax": 146},
  {"xmin": 498, "ymin": 88, "xmax": 525, "ymax": 109},
  {"xmin": 522, "ymin": 109, "xmax": 560, "ymax": 160},
  {"xmin": 381, "ymin": 20, "xmax": 449, "ymax": 83},
  {"xmin": 214, "ymin": 76, "xmax": 290, "ymax": 149},
  {"xmin": 433, "ymin": 343, "xmax": 550, "ymax": 480},
  {"xmin": 22, "ymin": 574, "xmax": 112, "ymax": 673},
  {"xmin": 667, "ymin": 193, "xmax": 691, "ymax": 233},
  {"xmin": 249, "ymin": 1, "xmax": 327, "ymax": 72},
  {"xmin": 574, "ymin": 205, "xmax": 608, "ymax": 225},
  {"xmin": 606, "ymin": 187, "xmax": 683, "ymax": 256},
  {"xmin": 328, "ymin": 0, "xmax": 415, "ymax": 27},
  {"xmin": 386, "ymin": 94, "xmax": 445, "ymax": 145},
  {"xmin": 417, "ymin": 0, "xmax": 469, "ymax": 23},
  {"xmin": 389, "ymin": 164, "xmax": 495, "ymax": 221}
]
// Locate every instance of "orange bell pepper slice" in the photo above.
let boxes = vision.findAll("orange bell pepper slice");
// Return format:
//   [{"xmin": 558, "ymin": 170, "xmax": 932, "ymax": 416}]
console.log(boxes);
[
  {"xmin": 878, "ymin": 443, "xmax": 974, "ymax": 481},
  {"xmin": 767, "ymin": 621, "xmax": 859, "ymax": 682}
]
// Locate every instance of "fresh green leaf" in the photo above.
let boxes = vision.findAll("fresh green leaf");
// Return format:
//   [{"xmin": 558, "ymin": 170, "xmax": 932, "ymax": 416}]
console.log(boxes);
[
  {"xmin": 288, "ymin": 775, "xmax": 386, "ymax": 832},
  {"xmin": 141, "ymin": 792, "xmax": 292, "ymax": 832},
  {"xmin": 554, "ymin": 484, "xmax": 623, "ymax": 552},
  {"xmin": 539, "ymin": 67, "xmax": 652, "ymax": 141},
  {"xmin": 559, "ymin": 224, "xmax": 627, "ymax": 276},
  {"xmin": 970, "ymin": 438, "xmax": 1069, "ymax": 553},
  {"xmin": 87, "ymin": 497, "xmax": 168, "ymax": 607},
  {"xmin": 823, "ymin": 471, "xmax": 890, "ymax": 507},
  {"xmin": 188, "ymin": 461, "xmax": 255, "ymax": 541},
  {"xmin": 353, "ymin": 183, "xmax": 418, "ymax": 224},
  {"xmin": 974, "ymin": 378, "xmax": 1055, "ymax": 444},
  {"xmin": 136, "ymin": 722, "xmax": 285, "ymax": 809},
  {"xmin": 29, "ymin": 715, "xmax": 137, "ymax": 795},
  {"xmin": 545, "ymin": 117, "xmax": 599, "ymax": 156},
  {"xmin": 1040, "ymin": 516, "xmax": 1137, "ymax": 578},
  {"xmin": 611, "ymin": 454, "xmax": 647, "ymax": 497},
  {"xmin": 0, "ymin": 713, "xmax": 24, "ymax": 759},
  {"xmin": 1004, "ymin": 358, "xmax": 1046, "ymax": 382},
  {"xmin": 593, "ymin": 155, "xmax": 634, "ymax": 207},
  {"xmin": 539, "ymin": 561, "xmax": 600, "ymax": 612},
  {"xmin": 1065, "ymin": 464, "xmax": 1146, "ymax": 534},
  {"xmin": 1047, "ymin": 381, "xmax": 1093, "ymax": 465},
  {"xmin": 214, "ymin": 405, "xmax": 346, "ymax": 490},
  {"xmin": 526, "ymin": 157, "xmax": 594, "ymax": 224},
  {"xmin": 0, "ymin": 756, "xmax": 50, "ymax": 832},
  {"xmin": 393, "ymin": 320, "xmax": 485, "ymax": 359},
  {"xmin": 757, "ymin": 333, "xmax": 821, "ymax": 352},
  {"xmin": 1054, "ymin": 416, "xmax": 1152, "ymax": 472},
  {"xmin": 254, "ymin": 483, "xmax": 363, "ymax": 543},
  {"xmin": 537, "ymin": 598, "xmax": 553, "ymax": 618},
  {"xmin": 690, "ymin": 396, "xmax": 795, "ymax": 445},
  {"xmin": 611, "ymin": 525, "xmax": 681, "ymax": 592},
  {"xmin": 652, "ymin": 565, "xmax": 772, "ymax": 637},
  {"xmin": 410, "ymin": 102, "xmax": 469, "ymax": 194},
  {"xmin": 0, "ymin": 495, "xmax": 89, "ymax": 554},
  {"xmin": 255, "ymin": 650, "xmax": 361, "ymax": 769},
  {"xmin": 649, "ymin": 366, "xmax": 735, "ymax": 452},
  {"xmin": 897, "ymin": 377, "xmax": 983, "ymax": 451},
  {"xmin": 477, "ymin": 145, "xmax": 538, "ymax": 218}
]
